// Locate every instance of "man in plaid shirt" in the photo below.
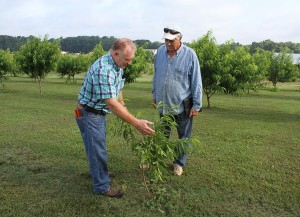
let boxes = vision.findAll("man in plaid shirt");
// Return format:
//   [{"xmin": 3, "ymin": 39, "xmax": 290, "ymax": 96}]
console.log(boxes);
[{"xmin": 76, "ymin": 38, "xmax": 154, "ymax": 198}]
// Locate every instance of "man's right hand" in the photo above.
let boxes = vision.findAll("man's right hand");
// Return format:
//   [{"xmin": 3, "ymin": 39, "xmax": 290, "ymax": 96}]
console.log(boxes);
[
  {"xmin": 135, "ymin": 119, "xmax": 155, "ymax": 135},
  {"xmin": 105, "ymin": 98, "xmax": 155, "ymax": 135}
]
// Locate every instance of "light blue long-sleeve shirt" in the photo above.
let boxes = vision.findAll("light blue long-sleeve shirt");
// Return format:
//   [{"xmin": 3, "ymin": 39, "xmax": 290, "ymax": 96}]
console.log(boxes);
[{"xmin": 152, "ymin": 43, "xmax": 202, "ymax": 114}]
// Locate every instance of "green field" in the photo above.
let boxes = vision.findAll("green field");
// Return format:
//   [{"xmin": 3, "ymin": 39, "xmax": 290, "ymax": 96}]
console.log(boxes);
[{"xmin": 0, "ymin": 74, "xmax": 299, "ymax": 216}]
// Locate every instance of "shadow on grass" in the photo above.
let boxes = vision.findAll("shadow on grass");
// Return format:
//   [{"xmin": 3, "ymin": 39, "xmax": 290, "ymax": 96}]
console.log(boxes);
[
  {"xmin": 204, "ymin": 105, "xmax": 300, "ymax": 124},
  {"xmin": 248, "ymin": 91, "xmax": 300, "ymax": 101}
]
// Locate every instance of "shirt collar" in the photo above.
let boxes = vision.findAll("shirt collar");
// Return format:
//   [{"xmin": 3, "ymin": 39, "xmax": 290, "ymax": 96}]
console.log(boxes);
[
  {"xmin": 164, "ymin": 43, "xmax": 183, "ymax": 57},
  {"xmin": 107, "ymin": 53, "xmax": 121, "ymax": 72}
]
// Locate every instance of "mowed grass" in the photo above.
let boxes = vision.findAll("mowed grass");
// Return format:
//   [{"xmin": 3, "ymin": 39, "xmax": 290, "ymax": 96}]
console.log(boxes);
[{"xmin": 0, "ymin": 74, "xmax": 299, "ymax": 217}]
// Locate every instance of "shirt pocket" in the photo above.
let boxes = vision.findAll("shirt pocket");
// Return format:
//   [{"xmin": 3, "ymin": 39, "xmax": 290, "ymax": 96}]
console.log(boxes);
[{"xmin": 174, "ymin": 67, "xmax": 187, "ymax": 81}]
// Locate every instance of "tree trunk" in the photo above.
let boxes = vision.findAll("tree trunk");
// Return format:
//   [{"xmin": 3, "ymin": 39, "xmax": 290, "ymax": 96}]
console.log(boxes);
[
  {"xmin": 206, "ymin": 94, "xmax": 211, "ymax": 109},
  {"xmin": 38, "ymin": 79, "xmax": 42, "ymax": 94}
]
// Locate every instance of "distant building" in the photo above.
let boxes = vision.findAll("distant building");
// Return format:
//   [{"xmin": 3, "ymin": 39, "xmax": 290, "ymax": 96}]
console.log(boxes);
[
  {"xmin": 146, "ymin": 49, "xmax": 157, "ymax": 55},
  {"xmin": 275, "ymin": 53, "xmax": 300, "ymax": 64},
  {"xmin": 291, "ymin": 53, "xmax": 300, "ymax": 64}
]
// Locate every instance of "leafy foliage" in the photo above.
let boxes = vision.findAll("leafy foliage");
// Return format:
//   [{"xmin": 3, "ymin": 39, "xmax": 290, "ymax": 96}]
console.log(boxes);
[
  {"xmin": 108, "ymin": 102, "xmax": 199, "ymax": 212},
  {"xmin": 250, "ymin": 39, "xmax": 300, "ymax": 54},
  {"xmin": 221, "ymin": 46, "xmax": 258, "ymax": 94},
  {"xmin": 15, "ymin": 36, "xmax": 60, "ymax": 93},
  {"xmin": 0, "ymin": 49, "xmax": 15, "ymax": 86},
  {"xmin": 109, "ymin": 102, "xmax": 199, "ymax": 185},
  {"xmin": 0, "ymin": 35, "xmax": 163, "ymax": 53},
  {"xmin": 190, "ymin": 31, "xmax": 224, "ymax": 108},
  {"xmin": 268, "ymin": 52, "xmax": 297, "ymax": 88},
  {"xmin": 56, "ymin": 53, "xmax": 89, "ymax": 83},
  {"xmin": 123, "ymin": 46, "xmax": 154, "ymax": 83},
  {"xmin": 251, "ymin": 48, "xmax": 272, "ymax": 89},
  {"xmin": 89, "ymin": 42, "xmax": 106, "ymax": 64},
  {"xmin": 0, "ymin": 35, "xmax": 33, "ymax": 52}
]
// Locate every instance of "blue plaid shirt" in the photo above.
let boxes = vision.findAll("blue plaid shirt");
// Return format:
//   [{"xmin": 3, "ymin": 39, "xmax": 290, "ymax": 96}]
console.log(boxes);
[
  {"xmin": 78, "ymin": 53, "xmax": 125, "ymax": 113},
  {"xmin": 152, "ymin": 44, "xmax": 202, "ymax": 114}
]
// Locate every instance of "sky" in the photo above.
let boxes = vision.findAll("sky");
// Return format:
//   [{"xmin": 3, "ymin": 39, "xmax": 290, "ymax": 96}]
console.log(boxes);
[{"xmin": 1, "ymin": 0, "xmax": 299, "ymax": 45}]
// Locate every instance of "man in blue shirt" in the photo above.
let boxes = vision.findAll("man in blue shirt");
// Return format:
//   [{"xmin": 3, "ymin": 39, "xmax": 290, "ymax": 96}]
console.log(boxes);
[
  {"xmin": 76, "ymin": 38, "xmax": 155, "ymax": 197},
  {"xmin": 152, "ymin": 25, "xmax": 202, "ymax": 176}
]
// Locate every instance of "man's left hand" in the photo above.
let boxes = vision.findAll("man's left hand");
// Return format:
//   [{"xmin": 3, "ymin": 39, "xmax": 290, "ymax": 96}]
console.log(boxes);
[{"xmin": 189, "ymin": 109, "xmax": 199, "ymax": 118}]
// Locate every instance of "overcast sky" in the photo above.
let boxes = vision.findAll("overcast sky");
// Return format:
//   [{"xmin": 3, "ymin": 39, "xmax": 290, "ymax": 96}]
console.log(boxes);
[{"xmin": 1, "ymin": 0, "xmax": 299, "ymax": 44}]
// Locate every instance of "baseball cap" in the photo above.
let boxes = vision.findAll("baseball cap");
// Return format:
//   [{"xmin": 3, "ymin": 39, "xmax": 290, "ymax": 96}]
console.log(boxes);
[{"xmin": 162, "ymin": 24, "xmax": 182, "ymax": 40}]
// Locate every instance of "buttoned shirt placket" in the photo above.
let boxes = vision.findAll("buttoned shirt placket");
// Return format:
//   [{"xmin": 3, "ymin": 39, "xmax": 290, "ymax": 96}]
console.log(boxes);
[{"xmin": 163, "ymin": 53, "xmax": 173, "ymax": 114}]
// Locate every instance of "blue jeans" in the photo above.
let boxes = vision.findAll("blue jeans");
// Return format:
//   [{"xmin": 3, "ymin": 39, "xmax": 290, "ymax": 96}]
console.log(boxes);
[
  {"xmin": 76, "ymin": 108, "xmax": 110, "ymax": 194},
  {"xmin": 160, "ymin": 112, "xmax": 193, "ymax": 166}
]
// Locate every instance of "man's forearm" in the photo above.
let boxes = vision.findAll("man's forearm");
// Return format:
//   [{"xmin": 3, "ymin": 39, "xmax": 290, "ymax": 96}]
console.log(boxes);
[{"xmin": 105, "ymin": 98, "xmax": 138, "ymax": 127}]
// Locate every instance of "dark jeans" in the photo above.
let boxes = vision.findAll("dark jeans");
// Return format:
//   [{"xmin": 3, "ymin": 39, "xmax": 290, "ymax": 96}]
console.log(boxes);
[{"xmin": 160, "ymin": 112, "xmax": 193, "ymax": 166}]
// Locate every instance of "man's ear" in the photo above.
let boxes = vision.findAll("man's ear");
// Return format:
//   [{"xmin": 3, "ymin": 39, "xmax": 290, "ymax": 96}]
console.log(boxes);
[{"xmin": 113, "ymin": 51, "xmax": 119, "ymax": 57}]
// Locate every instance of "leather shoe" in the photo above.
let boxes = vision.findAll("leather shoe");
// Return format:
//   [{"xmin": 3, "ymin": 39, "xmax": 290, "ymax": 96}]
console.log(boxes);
[
  {"xmin": 102, "ymin": 188, "xmax": 123, "ymax": 198},
  {"xmin": 108, "ymin": 172, "xmax": 115, "ymax": 178}
]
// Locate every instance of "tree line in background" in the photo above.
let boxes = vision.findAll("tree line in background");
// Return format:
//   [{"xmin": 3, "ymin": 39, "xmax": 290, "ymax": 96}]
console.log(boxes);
[
  {"xmin": 0, "ymin": 35, "xmax": 162, "ymax": 53},
  {"xmin": 0, "ymin": 35, "xmax": 154, "ymax": 93},
  {"xmin": 0, "ymin": 32, "xmax": 299, "ymax": 107},
  {"xmin": 1, "ymin": 34, "xmax": 300, "ymax": 54}
]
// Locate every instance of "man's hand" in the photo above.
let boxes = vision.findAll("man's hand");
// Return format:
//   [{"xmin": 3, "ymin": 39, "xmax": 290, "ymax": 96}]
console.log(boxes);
[
  {"xmin": 189, "ymin": 109, "xmax": 199, "ymax": 118},
  {"xmin": 135, "ymin": 119, "xmax": 155, "ymax": 135},
  {"xmin": 106, "ymin": 98, "xmax": 154, "ymax": 135}
]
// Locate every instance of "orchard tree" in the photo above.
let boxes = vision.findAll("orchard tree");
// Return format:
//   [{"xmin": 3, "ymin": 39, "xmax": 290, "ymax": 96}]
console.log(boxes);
[
  {"xmin": 89, "ymin": 42, "xmax": 106, "ymax": 64},
  {"xmin": 123, "ymin": 46, "xmax": 153, "ymax": 83},
  {"xmin": 16, "ymin": 36, "xmax": 60, "ymax": 94},
  {"xmin": 190, "ymin": 31, "xmax": 223, "ymax": 108},
  {"xmin": 268, "ymin": 52, "xmax": 297, "ymax": 88},
  {"xmin": 297, "ymin": 59, "xmax": 300, "ymax": 77},
  {"xmin": 252, "ymin": 48, "xmax": 272, "ymax": 88},
  {"xmin": 221, "ymin": 45, "xmax": 258, "ymax": 94},
  {"xmin": 0, "ymin": 49, "xmax": 15, "ymax": 86},
  {"xmin": 57, "ymin": 53, "xmax": 89, "ymax": 83}
]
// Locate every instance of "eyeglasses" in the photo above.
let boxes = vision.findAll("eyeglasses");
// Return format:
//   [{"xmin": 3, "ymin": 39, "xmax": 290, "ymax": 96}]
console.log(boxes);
[{"xmin": 164, "ymin": 28, "xmax": 180, "ymax": 35}]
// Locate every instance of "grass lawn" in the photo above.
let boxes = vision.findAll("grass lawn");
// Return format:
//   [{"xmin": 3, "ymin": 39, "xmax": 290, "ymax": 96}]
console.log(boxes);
[{"xmin": 0, "ymin": 74, "xmax": 299, "ymax": 216}]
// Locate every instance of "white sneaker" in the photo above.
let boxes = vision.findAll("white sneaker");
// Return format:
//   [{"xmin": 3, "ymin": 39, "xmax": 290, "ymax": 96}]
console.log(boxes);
[
  {"xmin": 139, "ymin": 163, "xmax": 149, "ymax": 170},
  {"xmin": 173, "ymin": 164, "xmax": 183, "ymax": 176}
]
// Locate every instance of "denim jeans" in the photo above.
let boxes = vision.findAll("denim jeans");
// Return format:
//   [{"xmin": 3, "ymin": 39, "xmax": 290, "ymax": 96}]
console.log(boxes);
[
  {"xmin": 160, "ymin": 112, "xmax": 193, "ymax": 166},
  {"xmin": 76, "ymin": 108, "xmax": 110, "ymax": 194}
]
